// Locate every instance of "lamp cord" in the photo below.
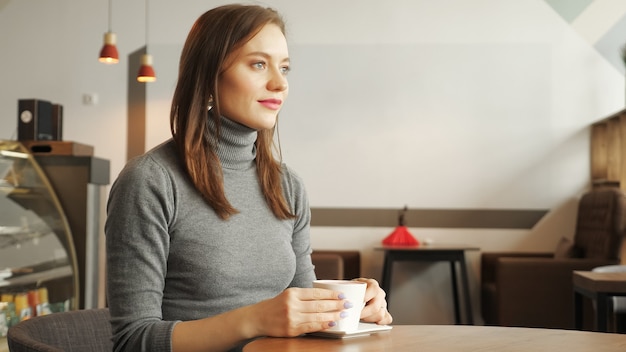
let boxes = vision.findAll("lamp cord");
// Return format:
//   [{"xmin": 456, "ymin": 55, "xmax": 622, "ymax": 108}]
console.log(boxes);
[
  {"xmin": 145, "ymin": 0, "xmax": 149, "ymax": 51},
  {"xmin": 107, "ymin": 0, "xmax": 112, "ymax": 32}
]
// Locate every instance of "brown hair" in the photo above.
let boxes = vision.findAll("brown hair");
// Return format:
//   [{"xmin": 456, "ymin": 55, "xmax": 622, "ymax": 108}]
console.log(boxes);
[{"xmin": 170, "ymin": 4, "xmax": 294, "ymax": 220}]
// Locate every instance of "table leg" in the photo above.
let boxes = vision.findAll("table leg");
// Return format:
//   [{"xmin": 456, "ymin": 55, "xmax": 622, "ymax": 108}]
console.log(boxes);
[
  {"xmin": 381, "ymin": 253, "xmax": 393, "ymax": 308},
  {"xmin": 574, "ymin": 290, "xmax": 583, "ymax": 330},
  {"xmin": 449, "ymin": 261, "xmax": 461, "ymax": 324},
  {"xmin": 608, "ymin": 298, "xmax": 615, "ymax": 332},
  {"xmin": 597, "ymin": 293, "xmax": 609, "ymax": 332},
  {"xmin": 458, "ymin": 254, "xmax": 474, "ymax": 325}
]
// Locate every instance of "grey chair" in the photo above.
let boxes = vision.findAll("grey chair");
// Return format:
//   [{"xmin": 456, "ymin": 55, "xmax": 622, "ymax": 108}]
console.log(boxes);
[{"xmin": 7, "ymin": 308, "xmax": 112, "ymax": 352}]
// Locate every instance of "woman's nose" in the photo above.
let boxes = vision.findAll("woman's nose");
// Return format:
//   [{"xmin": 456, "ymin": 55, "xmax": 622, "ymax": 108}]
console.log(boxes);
[{"xmin": 268, "ymin": 69, "xmax": 288, "ymax": 91}]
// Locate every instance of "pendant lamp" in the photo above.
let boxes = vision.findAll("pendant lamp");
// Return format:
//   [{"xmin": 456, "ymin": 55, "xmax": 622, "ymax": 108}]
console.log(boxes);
[
  {"xmin": 382, "ymin": 206, "xmax": 419, "ymax": 246},
  {"xmin": 137, "ymin": 54, "xmax": 156, "ymax": 82},
  {"xmin": 98, "ymin": 0, "xmax": 119, "ymax": 64},
  {"xmin": 137, "ymin": 0, "xmax": 156, "ymax": 82}
]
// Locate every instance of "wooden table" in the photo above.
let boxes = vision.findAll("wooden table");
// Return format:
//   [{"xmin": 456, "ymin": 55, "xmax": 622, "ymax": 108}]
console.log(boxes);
[
  {"xmin": 243, "ymin": 325, "xmax": 626, "ymax": 352},
  {"xmin": 376, "ymin": 245, "xmax": 479, "ymax": 324},
  {"xmin": 573, "ymin": 270, "xmax": 626, "ymax": 332}
]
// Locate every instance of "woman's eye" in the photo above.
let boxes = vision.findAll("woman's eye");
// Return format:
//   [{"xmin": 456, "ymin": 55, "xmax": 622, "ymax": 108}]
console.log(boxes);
[
  {"xmin": 252, "ymin": 62, "xmax": 265, "ymax": 69},
  {"xmin": 280, "ymin": 66, "xmax": 291, "ymax": 75}
]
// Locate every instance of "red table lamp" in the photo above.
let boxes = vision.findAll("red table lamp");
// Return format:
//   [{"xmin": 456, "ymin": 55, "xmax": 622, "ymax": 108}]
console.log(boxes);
[{"xmin": 382, "ymin": 206, "xmax": 419, "ymax": 246}]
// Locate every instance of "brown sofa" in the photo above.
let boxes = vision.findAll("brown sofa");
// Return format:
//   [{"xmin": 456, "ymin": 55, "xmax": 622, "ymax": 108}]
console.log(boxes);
[
  {"xmin": 481, "ymin": 186, "xmax": 626, "ymax": 329},
  {"xmin": 311, "ymin": 250, "xmax": 361, "ymax": 280}
]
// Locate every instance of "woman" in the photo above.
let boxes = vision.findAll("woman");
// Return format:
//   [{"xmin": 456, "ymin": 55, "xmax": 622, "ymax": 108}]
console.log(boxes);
[{"xmin": 105, "ymin": 4, "xmax": 392, "ymax": 352}]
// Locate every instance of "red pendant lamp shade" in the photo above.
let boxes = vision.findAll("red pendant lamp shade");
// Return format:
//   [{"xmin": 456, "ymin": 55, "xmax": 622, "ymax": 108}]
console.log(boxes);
[
  {"xmin": 137, "ymin": 54, "xmax": 156, "ymax": 82},
  {"xmin": 137, "ymin": 0, "xmax": 156, "ymax": 82},
  {"xmin": 99, "ymin": 0, "xmax": 118, "ymax": 64},
  {"xmin": 382, "ymin": 206, "xmax": 419, "ymax": 246},
  {"xmin": 99, "ymin": 32, "xmax": 119, "ymax": 64}
]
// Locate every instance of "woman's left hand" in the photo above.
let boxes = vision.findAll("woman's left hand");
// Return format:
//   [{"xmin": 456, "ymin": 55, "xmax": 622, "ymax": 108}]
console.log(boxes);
[{"xmin": 353, "ymin": 278, "xmax": 393, "ymax": 325}]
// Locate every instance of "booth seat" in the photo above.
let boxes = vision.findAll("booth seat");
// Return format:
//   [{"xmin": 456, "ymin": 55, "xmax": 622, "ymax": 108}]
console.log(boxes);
[{"xmin": 311, "ymin": 250, "xmax": 361, "ymax": 280}]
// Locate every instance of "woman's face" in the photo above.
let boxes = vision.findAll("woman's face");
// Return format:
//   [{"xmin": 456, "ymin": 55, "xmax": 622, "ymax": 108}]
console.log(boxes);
[{"xmin": 217, "ymin": 23, "xmax": 290, "ymax": 130}]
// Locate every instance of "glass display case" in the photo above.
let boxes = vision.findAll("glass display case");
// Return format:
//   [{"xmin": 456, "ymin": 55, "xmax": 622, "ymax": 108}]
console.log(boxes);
[{"xmin": 0, "ymin": 140, "xmax": 78, "ymax": 335}]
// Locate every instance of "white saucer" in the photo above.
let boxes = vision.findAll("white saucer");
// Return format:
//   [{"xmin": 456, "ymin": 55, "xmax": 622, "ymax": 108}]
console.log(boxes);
[{"xmin": 309, "ymin": 323, "xmax": 393, "ymax": 339}]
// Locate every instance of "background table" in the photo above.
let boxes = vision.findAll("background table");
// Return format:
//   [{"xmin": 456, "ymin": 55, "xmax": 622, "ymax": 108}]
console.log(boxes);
[
  {"xmin": 243, "ymin": 325, "xmax": 626, "ymax": 352},
  {"xmin": 573, "ymin": 270, "xmax": 626, "ymax": 332},
  {"xmin": 376, "ymin": 245, "xmax": 479, "ymax": 324}
]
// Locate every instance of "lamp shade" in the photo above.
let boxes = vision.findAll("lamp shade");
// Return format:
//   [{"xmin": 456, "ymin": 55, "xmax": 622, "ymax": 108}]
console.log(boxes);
[
  {"xmin": 137, "ymin": 54, "xmax": 156, "ymax": 82},
  {"xmin": 382, "ymin": 225, "xmax": 419, "ymax": 246},
  {"xmin": 99, "ymin": 32, "xmax": 119, "ymax": 64},
  {"xmin": 382, "ymin": 206, "xmax": 419, "ymax": 246}
]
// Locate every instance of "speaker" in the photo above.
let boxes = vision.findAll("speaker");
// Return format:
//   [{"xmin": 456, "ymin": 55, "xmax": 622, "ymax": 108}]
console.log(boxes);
[
  {"xmin": 51, "ymin": 104, "xmax": 63, "ymax": 141},
  {"xmin": 18, "ymin": 99, "xmax": 54, "ymax": 141}
]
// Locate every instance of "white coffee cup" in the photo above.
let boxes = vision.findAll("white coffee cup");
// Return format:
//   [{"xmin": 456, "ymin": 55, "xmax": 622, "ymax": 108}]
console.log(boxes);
[{"xmin": 313, "ymin": 279, "xmax": 367, "ymax": 332}]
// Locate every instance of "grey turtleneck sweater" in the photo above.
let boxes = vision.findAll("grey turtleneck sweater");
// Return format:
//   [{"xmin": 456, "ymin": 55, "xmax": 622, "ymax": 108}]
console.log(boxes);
[{"xmin": 105, "ymin": 117, "xmax": 314, "ymax": 352}]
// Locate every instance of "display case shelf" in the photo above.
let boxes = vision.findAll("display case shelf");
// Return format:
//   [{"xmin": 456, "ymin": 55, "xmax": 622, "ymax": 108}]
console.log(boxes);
[{"xmin": 0, "ymin": 140, "xmax": 79, "ymax": 312}]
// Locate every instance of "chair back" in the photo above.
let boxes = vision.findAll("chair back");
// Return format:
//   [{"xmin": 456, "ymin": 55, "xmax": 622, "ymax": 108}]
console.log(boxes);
[
  {"xmin": 6, "ymin": 308, "xmax": 112, "ymax": 352},
  {"xmin": 574, "ymin": 187, "xmax": 626, "ymax": 260}
]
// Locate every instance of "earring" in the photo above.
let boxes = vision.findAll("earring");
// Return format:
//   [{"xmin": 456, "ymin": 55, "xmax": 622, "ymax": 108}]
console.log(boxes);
[{"xmin": 207, "ymin": 96, "xmax": 214, "ymax": 111}]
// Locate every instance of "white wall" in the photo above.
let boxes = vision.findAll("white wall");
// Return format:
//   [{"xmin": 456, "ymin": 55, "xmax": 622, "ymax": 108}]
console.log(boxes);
[{"xmin": 1, "ymin": 0, "xmax": 625, "ymax": 325}]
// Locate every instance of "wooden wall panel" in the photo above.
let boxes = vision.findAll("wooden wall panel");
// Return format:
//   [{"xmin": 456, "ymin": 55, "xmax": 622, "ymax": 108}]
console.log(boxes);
[
  {"xmin": 591, "ymin": 109, "xmax": 626, "ymax": 191},
  {"xmin": 620, "ymin": 115, "xmax": 626, "ymax": 190},
  {"xmin": 591, "ymin": 123, "xmax": 608, "ymax": 180},
  {"xmin": 607, "ymin": 117, "xmax": 622, "ymax": 182}
]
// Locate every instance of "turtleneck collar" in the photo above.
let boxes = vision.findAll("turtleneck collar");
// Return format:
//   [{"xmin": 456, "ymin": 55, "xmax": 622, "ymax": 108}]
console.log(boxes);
[{"xmin": 208, "ymin": 116, "xmax": 257, "ymax": 170}]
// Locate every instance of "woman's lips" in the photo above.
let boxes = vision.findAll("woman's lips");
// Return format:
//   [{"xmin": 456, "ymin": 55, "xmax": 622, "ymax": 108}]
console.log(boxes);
[{"xmin": 259, "ymin": 99, "xmax": 282, "ymax": 110}]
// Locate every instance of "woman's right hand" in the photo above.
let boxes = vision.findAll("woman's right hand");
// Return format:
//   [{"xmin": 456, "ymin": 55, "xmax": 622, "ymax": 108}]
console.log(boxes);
[{"xmin": 247, "ymin": 287, "xmax": 350, "ymax": 337}]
